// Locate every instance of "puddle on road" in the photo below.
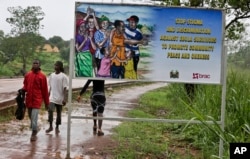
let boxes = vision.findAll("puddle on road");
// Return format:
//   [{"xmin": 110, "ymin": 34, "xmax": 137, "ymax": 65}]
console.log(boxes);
[{"xmin": 0, "ymin": 82, "xmax": 167, "ymax": 159}]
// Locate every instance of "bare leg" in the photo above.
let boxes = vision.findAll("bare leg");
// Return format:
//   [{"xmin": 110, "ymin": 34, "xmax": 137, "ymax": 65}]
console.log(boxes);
[
  {"xmin": 98, "ymin": 113, "xmax": 103, "ymax": 130},
  {"xmin": 93, "ymin": 112, "xmax": 97, "ymax": 134},
  {"xmin": 93, "ymin": 112, "xmax": 97, "ymax": 127},
  {"xmin": 97, "ymin": 113, "xmax": 104, "ymax": 136}
]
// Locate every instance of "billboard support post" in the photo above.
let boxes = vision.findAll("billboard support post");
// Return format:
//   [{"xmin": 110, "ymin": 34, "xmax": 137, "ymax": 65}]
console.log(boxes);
[
  {"xmin": 65, "ymin": 39, "xmax": 74, "ymax": 159},
  {"xmin": 219, "ymin": 45, "xmax": 227, "ymax": 158}
]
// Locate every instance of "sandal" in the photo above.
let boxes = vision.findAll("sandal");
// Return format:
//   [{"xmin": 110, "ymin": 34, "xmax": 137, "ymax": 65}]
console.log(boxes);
[
  {"xmin": 45, "ymin": 127, "xmax": 53, "ymax": 133},
  {"xmin": 97, "ymin": 130, "xmax": 104, "ymax": 136}
]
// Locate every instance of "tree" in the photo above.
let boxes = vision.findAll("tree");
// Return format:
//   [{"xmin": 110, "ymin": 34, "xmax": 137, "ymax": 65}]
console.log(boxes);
[
  {"xmin": 48, "ymin": 36, "xmax": 70, "ymax": 70},
  {"xmin": 60, "ymin": 42, "xmax": 70, "ymax": 62},
  {"xmin": 59, "ymin": 46, "xmax": 70, "ymax": 73},
  {"xmin": 0, "ymin": 30, "xmax": 4, "ymax": 42},
  {"xmin": 48, "ymin": 36, "xmax": 63, "ymax": 46},
  {"xmin": 6, "ymin": 6, "xmax": 45, "ymax": 36},
  {"xmin": 0, "ymin": 30, "xmax": 6, "ymax": 65},
  {"xmin": 48, "ymin": 36, "xmax": 65, "ymax": 50},
  {"xmin": 5, "ymin": 6, "xmax": 45, "ymax": 73},
  {"xmin": 0, "ymin": 36, "xmax": 19, "ymax": 65}
]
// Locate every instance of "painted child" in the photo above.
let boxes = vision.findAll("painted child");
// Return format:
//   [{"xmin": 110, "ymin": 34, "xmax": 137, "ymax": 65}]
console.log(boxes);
[
  {"xmin": 124, "ymin": 51, "xmax": 137, "ymax": 79},
  {"xmin": 97, "ymin": 47, "xmax": 111, "ymax": 78}
]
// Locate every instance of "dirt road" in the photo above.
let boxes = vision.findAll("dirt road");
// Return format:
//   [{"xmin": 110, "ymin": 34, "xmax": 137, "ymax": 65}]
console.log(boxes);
[{"xmin": 0, "ymin": 81, "xmax": 167, "ymax": 159}]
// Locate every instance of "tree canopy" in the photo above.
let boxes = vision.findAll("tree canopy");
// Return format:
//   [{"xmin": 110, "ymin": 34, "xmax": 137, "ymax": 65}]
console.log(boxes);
[
  {"xmin": 6, "ymin": 6, "xmax": 45, "ymax": 36},
  {"xmin": 2, "ymin": 6, "xmax": 45, "ymax": 73}
]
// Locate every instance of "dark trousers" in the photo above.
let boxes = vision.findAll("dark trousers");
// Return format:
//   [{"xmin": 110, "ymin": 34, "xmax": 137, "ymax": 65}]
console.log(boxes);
[
  {"xmin": 133, "ymin": 56, "xmax": 140, "ymax": 72},
  {"xmin": 48, "ymin": 103, "xmax": 62, "ymax": 126},
  {"xmin": 95, "ymin": 58, "xmax": 101, "ymax": 71},
  {"xmin": 111, "ymin": 65, "xmax": 125, "ymax": 79}
]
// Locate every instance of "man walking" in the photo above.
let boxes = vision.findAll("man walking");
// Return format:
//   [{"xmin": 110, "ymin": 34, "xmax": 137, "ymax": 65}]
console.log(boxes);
[
  {"xmin": 22, "ymin": 59, "xmax": 49, "ymax": 141},
  {"xmin": 46, "ymin": 61, "xmax": 68, "ymax": 134}
]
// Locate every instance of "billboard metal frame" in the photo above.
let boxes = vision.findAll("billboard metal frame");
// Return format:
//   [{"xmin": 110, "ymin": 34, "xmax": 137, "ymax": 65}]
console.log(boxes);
[{"xmin": 66, "ymin": 1, "xmax": 227, "ymax": 159}]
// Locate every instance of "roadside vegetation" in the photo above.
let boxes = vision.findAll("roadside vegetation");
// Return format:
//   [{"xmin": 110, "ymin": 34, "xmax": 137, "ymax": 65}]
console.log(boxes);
[
  {"xmin": 0, "ymin": 108, "xmax": 15, "ymax": 122},
  {"xmin": 0, "ymin": 51, "xmax": 67, "ymax": 77},
  {"xmin": 0, "ymin": 6, "xmax": 70, "ymax": 78},
  {"xmin": 110, "ymin": 67, "xmax": 250, "ymax": 159},
  {"xmin": 1, "ymin": 1, "xmax": 250, "ymax": 158}
]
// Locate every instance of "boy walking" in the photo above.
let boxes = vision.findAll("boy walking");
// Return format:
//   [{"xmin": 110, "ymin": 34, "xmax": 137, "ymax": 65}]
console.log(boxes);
[{"xmin": 46, "ymin": 61, "xmax": 68, "ymax": 134}]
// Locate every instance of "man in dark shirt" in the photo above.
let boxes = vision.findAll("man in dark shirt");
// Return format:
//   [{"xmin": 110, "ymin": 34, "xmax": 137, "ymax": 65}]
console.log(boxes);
[{"xmin": 77, "ymin": 80, "xmax": 106, "ymax": 136}]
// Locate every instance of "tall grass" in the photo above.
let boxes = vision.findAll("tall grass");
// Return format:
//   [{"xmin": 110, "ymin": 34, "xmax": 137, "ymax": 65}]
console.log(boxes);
[
  {"xmin": 162, "ymin": 68, "xmax": 250, "ymax": 158},
  {"xmin": 112, "ymin": 68, "xmax": 250, "ymax": 158}
]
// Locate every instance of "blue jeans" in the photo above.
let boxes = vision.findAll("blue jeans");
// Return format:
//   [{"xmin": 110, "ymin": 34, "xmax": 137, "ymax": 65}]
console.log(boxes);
[{"xmin": 28, "ymin": 108, "xmax": 39, "ymax": 131}]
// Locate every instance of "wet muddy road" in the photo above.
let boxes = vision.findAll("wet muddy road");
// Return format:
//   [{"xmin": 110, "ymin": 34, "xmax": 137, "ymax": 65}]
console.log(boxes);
[{"xmin": 0, "ymin": 82, "xmax": 167, "ymax": 159}]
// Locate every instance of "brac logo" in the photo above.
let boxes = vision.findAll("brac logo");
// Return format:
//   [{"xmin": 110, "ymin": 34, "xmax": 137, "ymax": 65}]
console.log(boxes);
[{"xmin": 193, "ymin": 73, "xmax": 210, "ymax": 79}]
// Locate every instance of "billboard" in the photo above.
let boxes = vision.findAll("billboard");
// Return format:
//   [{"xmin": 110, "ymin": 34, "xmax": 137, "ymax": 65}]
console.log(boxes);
[{"xmin": 74, "ymin": 2, "xmax": 225, "ymax": 84}]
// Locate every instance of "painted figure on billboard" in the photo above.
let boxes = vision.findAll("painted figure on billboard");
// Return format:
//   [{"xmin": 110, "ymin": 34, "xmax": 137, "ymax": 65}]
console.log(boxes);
[
  {"xmin": 124, "ymin": 50, "xmax": 137, "ymax": 79},
  {"xmin": 75, "ymin": 20, "xmax": 96, "ymax": 77},
  {"xmin": 75, "ymin": 6, "xmax": 100, "ymax": 77},
  {"xmin": 85, "ymin": 7, "xmax": 99, "ymax": 75},
  {"xmin": 109, "ymin": 20, "xmax": 147, "ymax": 79},
  {"xmin": 97, "ymin": 47, "xmax": 111, "ymax": 78},
  {"xmin": 125, "ymin": 15, "xmax": 145, "ymax": 79},
  {"xmin": 94, "ymin": 15, "xmax": 111, "ymax": 75},
  {"xmin": 109, "ymin": 20, "xmax": 127, "ymax": 79}
]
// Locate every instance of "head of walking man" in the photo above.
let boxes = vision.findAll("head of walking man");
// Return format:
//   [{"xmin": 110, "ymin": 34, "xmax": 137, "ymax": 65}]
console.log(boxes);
[{"xmin": 32, "ymin": 59, "xmax": 41, "ymax": 72}]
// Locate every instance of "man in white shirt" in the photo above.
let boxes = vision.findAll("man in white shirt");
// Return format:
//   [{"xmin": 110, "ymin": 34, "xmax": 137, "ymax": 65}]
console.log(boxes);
[{"xmin": 46, "ymin": 61, "xmax": 68, "ymax": 134}]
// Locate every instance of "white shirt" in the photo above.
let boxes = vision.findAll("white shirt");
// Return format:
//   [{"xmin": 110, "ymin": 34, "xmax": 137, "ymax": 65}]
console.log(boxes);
[{"xmin": 49, "ymin": 72, "xmax": 69, "ymax": 105}]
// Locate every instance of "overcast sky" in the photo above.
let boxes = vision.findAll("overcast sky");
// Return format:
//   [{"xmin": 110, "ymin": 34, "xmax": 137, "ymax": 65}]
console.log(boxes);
[{"xmin": 0, "ymin": 0, "xmax": 154, "ymax": 40}]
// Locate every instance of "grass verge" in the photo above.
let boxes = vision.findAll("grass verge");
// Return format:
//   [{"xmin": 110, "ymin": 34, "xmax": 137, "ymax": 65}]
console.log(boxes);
[{"xmin": 111, "ymin": 69, "xmax": 250, "ymax": 159}]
